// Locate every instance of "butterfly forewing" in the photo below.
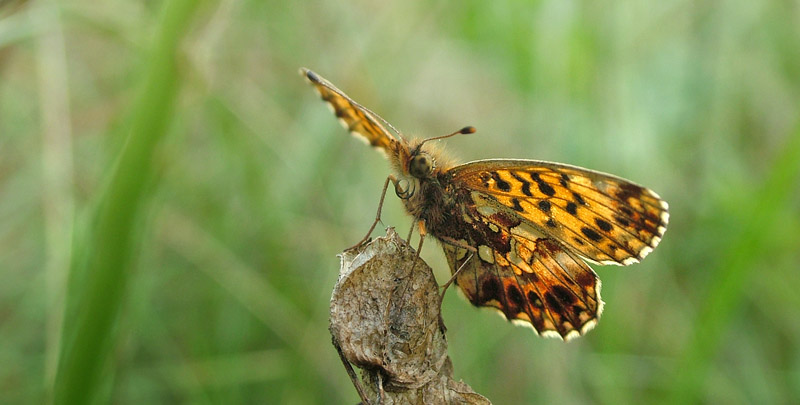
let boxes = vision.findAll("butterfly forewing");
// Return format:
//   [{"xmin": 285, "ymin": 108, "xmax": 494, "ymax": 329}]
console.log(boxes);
[
  {"xmin": 449, "ymin": 160, "xmax": 669, "ymax": 266},
  {"xmin": 301, "ymin": 68, "xmax": 398, "ymax": 152}
]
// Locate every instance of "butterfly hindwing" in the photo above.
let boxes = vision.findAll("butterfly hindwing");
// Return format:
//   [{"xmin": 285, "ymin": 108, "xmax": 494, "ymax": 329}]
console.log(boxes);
[
  {"xmin": 443, "ymin": 231, "xmax": 602, "ymax": 340},
  {"xmin": 448, "ymin": 159, "xmax": 669, "ymax": 266}
]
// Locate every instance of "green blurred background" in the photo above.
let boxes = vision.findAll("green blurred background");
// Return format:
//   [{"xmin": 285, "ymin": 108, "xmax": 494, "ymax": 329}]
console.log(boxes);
[{"xmin": 2, "ymin": 0, "xmax": 799, "ymax": 403}]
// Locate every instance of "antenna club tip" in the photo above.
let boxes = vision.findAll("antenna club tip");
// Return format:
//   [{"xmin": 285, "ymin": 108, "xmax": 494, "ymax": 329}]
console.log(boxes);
[
  {"xmin": 461, "ymin": 126, "xmax": 476, "ymax": 134},
  {"xmin": 299, "ymin": 67, "xmax": 319, "ymax": 82}
]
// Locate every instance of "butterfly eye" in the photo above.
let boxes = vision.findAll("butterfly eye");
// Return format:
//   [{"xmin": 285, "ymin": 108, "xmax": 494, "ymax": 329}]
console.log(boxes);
[{"xmin": 409, "ymin": 153, "xmax": 434, "ymax": 178}]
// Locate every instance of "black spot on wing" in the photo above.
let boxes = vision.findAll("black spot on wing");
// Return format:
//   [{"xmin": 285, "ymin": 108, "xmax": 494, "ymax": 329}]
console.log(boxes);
[
  {"xmin": 521, "ymin": 182, "xmax": 532, "ymax": 196},
  {"xmin": 510, "ymin": 172, "xmax": 533, "ymax": 196},
  {"xmin": 528, "ymin": 291, "xmax": 543, "ymax": 308},
  {"xmin": 560, "ymin": 173, "xmax": 569, "ymax": 187},
  {"xmin": 552, "ymin": 285, "xmax": 576, "ymax": 305},
  {"xmin": 491, "ymin": 172, "xmax": 511, "ymax": 192},
  {"xmin": 528, "ymin": 172, "xmax": 556, "ymax": 196},
  {"xmin": 545, "ymin": 292, "xmax": 563, "ymax": 312},
  {"xmin": 566, "ymin": 202, "xmax": 578, "ymax": 215},
  {"xmin": 479, "ymin": 172, "xmax": 492, "ymax": 188},
  {"xmin": 614, "ymin": 215, "xmax": 630, "ymax": 227},
  {"xmin": 595, "ymin": 218, "xmax": 613, "ymax": 232},
  {"xmin": 615, "ymin": 183, "xmax": 646, "ymax": 201},
  {"xmin": 538, "ymin": 182, "xmax": 556, "ymax": 196},
  {"xmin": 479, "ymin": 277, "xmax": 501, "ymax": 304},
  {"xmin": 581, "ymin": 227, "xmax": 603, "ymax": 242},
  {"xmin": 538, "ymin": 200, "xmax": 551, "ymax": 213},
  {"xmin": 507, "ymin": 285, "xmax": 524, "ymax": 309}
]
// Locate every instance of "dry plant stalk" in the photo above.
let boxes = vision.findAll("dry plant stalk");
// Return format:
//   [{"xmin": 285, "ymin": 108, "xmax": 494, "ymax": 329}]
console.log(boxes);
[{"xmin": 330, "ymin": 228, "xmax": 490, "ymax": 405}]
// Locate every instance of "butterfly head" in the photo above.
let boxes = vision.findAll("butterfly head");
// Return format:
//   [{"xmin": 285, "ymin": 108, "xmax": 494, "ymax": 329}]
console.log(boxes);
[
  {"xmin": 408, "ymin": 149, "xmax": 435, "ymax": 179},
  {"xmin": 391, "ymin": 144, "xmax": 435, "ymax": 200},
  {"xmin": 391, "ymin": 126, "xmax": 475, "ymax": 200},
  {"xmin": 403, "ymin": 126, "xmax": 475, "ymax": 180}
]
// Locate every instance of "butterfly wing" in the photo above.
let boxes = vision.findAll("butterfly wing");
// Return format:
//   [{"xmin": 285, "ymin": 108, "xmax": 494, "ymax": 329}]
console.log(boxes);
[
  {"xmin": 301, "ymin": 68, "xmax": 400, "ymax": 154},
  {"xmin": 443, "ymin": 235, "xmax": 602, "ymax": 340},
  {"xmin": 439, "ymin": 159, "xmax": 667, "ymax": 338},
  {"xmin": 448, "ymin": 159, "xmax": 669, "ymax": 266}
]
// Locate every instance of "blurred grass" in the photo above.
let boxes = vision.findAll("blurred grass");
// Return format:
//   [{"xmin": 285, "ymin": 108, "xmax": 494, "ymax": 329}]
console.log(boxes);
[
  {"xmin": 52, "ymin": 1, "xmax": 203, "ymax": 404},
  {"xmin": 667, "ymin": 127, "xmax": 800, "ymax": 404},
  {"xmin": 0, "ymin": 0, "xmax": 799, "ymax": 403}
]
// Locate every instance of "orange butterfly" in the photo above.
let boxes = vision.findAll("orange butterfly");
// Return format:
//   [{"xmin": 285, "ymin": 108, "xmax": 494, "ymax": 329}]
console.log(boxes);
[{"xmin": 302, "ymin": 68, "xmax": 669, "ymax": 340}]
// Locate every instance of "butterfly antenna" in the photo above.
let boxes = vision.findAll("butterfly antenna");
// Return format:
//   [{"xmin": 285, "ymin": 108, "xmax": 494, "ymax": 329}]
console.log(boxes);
[{"xmin": 418, "ymin": 126, "xmax": 475, "ymax": 148}]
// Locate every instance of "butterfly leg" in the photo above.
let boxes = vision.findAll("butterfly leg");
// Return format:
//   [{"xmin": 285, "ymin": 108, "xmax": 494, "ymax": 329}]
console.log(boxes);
[
  {"xmin": 405, "ymin": 219, "xmax": 416, "ymax": 242},
  {"xmin": 431, "ymin": 236, "xmax": 479, "ymax": 330},
  {"xmin": 348, "ymin": 175, "xmax": 400, "ymax": 250},
  {"xmin": 406, "ymin": 219, "xmax": 427, "ymax": 274},
  {"xmin": 434, "ymin": 237, "xmax": 477, "ymax": 286},
  {"xmin": 434, "ymin": 251, "xmax": 476, "ymax": 333},
  {"xmin": 439, "ymin": 250, "xmax": 475, "ymax": 296}
]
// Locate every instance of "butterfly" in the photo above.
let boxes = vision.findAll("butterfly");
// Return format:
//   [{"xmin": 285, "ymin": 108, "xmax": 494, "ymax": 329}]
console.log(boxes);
[{"xmin": 301, "ymin": 68, "xmax": 669, "ymax": 341}]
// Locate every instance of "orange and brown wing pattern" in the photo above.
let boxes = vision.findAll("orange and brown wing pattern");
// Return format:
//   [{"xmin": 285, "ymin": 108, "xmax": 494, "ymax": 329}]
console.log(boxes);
[
  {"xmin": 449, "ymin": 159, "xmax": 669, "ymax": 266},
  {"xmin": 301, "ymin": 68, "xmax": 398, "ymax": 152},
  {"xmin": 443, "ymin": 234, "xmax": 602, "ymax": 340}
]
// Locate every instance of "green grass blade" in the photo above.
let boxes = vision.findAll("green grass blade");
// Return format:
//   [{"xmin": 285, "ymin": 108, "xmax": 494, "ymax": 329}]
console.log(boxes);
[{"xmin": 52, "ymin": 1, "xmax": 205, "ymax": 404}]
